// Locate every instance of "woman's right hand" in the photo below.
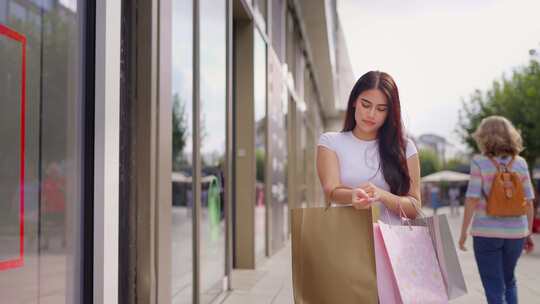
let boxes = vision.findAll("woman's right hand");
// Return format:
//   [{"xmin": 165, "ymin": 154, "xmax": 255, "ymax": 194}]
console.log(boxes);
[
  {"xmin": 459, "ymin": 231, "xmax": 468, "ymax": 251},
  {"xmin": 352, "ymin": 188, "xmax": 371, "ymax": 210},
  {"xmin": 524, "ymin": 235, "xmax": 534, "ymax": 254}
]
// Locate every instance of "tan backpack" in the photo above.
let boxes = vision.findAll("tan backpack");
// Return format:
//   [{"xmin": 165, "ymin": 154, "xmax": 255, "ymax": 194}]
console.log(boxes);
[{"xmin": 484, "ymin": 156, "xmax": 528, "ymax": 217}]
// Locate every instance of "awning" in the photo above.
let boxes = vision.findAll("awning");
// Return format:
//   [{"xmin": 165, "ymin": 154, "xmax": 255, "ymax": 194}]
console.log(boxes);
[
  {"xmin": 421, "ymin": 170, "xmax": 470, "ymax": 183},
  {"xmin": 172, "ymin": 172, "xmax": 216, "ymax": 184}
]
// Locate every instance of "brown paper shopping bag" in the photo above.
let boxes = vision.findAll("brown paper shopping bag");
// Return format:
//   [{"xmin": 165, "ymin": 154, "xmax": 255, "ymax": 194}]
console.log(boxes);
[{"xmin": 291, "ymin": 206, "xmax": 378, "ymax": 304}]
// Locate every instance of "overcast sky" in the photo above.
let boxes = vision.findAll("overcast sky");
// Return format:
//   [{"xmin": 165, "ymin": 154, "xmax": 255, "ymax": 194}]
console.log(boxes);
[{"xmin": 338, "ymin": 0, "xmax": 540, "ymax": 152}]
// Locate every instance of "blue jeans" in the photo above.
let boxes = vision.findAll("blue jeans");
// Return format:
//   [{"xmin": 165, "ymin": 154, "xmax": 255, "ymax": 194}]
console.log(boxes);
[{"xmin": 473, "ymin": 237, "xmax": 526, "ymax": 304}]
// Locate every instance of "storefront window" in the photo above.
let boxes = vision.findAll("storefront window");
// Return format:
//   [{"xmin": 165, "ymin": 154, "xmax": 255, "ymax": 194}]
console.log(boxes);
[
  {"xmin": 254, "ymin": 29, "xmax": 266, "ymax": 261},
  {"xmin": 270, "ymin": 0, "xmax": 285, "ymax": 62},
  {"xmin": 254, "ymin": 0, "xmax": 266, "ymax": 32},
  {"xmin": 267, "ymin": 47, "xmax": 288, "ymax": 252},
  {"xmin": 200, "ymin": 0, "xmax": 226, "ymax": 302},
  {"xmin": 1, "ymin": 1, "xmax": 86, "ymax": 303},
  {"xmin": 171, "ymin": 0, "xmax": 194, "ymax": 303}
]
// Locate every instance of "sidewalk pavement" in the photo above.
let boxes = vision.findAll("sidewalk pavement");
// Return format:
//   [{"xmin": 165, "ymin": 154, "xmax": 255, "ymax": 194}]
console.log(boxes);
[{"xmin": 220, "ymin": 206, "xmax": 540, "ymax": 304}]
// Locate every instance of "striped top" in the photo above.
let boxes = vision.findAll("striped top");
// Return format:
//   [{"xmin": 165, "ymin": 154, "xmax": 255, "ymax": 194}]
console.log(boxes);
[{"xmin": 465, "ymin": 154, "xmax": 534, "ymax": 239}]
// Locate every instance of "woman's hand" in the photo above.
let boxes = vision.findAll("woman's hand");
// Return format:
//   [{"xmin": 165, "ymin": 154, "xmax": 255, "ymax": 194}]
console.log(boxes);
[
  {"xmin": 351, "ymin": 188, "xmax": 371, "ymax": 210},
  {"xmin": 459, "ymin": 231, "xmax": 468, "ymax": 251},
  {"xmin": 524, "ymin": 235, "xmax": 534, "ymax": 254},
  {"xmin": 351, "ymin": 182, "xmax": 382, "ymax": 210},
  {"xmin": 359, "ymin": 182, "xmax": 383, "ymax": 201}
]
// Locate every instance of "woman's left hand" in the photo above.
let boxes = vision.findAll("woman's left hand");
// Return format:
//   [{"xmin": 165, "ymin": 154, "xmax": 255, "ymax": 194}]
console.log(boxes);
[{"xmin": 359, "ymin": 182, "xmax": 382, "ymax": 203}]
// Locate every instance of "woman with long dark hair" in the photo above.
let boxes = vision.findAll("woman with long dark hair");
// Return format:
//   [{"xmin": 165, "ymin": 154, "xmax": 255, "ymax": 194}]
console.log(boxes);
[
  {"xmin": 317, "ymin": 71, "xmax": 420, "ymax": 222},
  {"xmin": 459, "ymin": 116, "xmax": 535, "ymax": 304}
]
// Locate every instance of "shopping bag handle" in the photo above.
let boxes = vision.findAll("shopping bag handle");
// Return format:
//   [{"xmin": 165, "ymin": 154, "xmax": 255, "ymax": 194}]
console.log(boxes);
[
  {"xmin": 409, "ymin": 196, "xmax": 429, "ymax": 225},
  {"xmin": 393, "ymin": 197, "xmax": 425, "ymax": 228},
  {"xmin": 381, "ymin": 200, "xmax": 413, "ymax": 229},
  {"xmin": 398, "ymin": 201, "xmax": 414, "ymax": 229}
]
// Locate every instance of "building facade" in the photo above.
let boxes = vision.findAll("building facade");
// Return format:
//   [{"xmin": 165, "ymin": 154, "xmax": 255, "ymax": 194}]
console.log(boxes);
[{"xmin": 0, "ymin": 0, "xmax": 353, "ymax": 303}]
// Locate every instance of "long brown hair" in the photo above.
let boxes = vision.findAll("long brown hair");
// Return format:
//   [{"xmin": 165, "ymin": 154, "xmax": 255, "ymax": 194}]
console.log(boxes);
[{"xmin": 342, "ymin": 71, "xmax": 410, "ymax": 195}]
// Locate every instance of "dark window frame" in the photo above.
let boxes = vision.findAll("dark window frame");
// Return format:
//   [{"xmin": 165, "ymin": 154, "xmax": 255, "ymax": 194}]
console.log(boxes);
[{"xmin": 82, "ymin": 1, "xmax": 96, "ymax": 303}]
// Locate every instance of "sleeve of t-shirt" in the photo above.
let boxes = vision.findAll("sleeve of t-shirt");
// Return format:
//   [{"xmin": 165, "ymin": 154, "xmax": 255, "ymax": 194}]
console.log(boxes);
[
  {"xmin": 318, "ymin": 132, "xmax": 335, "ymax": 152},
  {"xmin": 465, "ymin": 157, "xmax": 482, "ymax": 199},
  {"xmin": 405, "ymin": 138, "xmax": 418, "ymax": 159},
  {"xmin": 517, "ymin": 158, "xmax": 535, "ymax": 200}
]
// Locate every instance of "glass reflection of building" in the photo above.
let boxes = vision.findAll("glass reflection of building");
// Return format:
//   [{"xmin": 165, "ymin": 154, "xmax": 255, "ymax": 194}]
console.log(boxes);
[
  {"xmin": 171, "ymin": 0, "xmax": 194, "ymax": 303},
  {"xmin": 199, "ymin": 0, "xmax": 227, "ymax": 302},
  {"xmin": 1, "ymin": 0, "xmax": 88, "ymax": 303},
  {"xmin": 254, "ymin": 27, "xmax": 266, "ymax": 263}
]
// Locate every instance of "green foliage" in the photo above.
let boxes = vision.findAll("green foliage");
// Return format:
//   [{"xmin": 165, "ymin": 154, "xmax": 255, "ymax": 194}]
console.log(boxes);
[
  {"xmin": 419, "ymin": 149, "xmax": 441, "ymax": 177},
  {"xmin": 443, "ymin": 157, "xmax": 469, "ymax": 173},
  {"xmin": 457, "ymin": 60, "xmax": 540, "ymax": 166},
  {"xmin": 172, "ymin": 94, "xmax": 188, "ymax": 170}
]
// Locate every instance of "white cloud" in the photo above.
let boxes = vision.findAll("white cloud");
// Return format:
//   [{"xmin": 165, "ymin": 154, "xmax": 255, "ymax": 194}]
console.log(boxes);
[{"xmin": 338, "ymin": 0, "xmax": 540, "ymax": 151}]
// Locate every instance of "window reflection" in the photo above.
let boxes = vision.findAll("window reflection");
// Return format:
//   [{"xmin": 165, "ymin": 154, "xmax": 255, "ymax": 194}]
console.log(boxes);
[
  {"xmin": 254, "ymin": 29, "xmax": 266, "ymax": 261},
  {"xmin": 254, "ymin": 0, "xmax": 266, "ymax": 31},
  {"xmin": 200, "ymin": 0, "xmax": 227, "ymax": 302},
  {"xmin": 267, "ymin": 47, "xmax": 288, "ymax": 252},
  {"xmin": 171, "ymin": 0, "xmax": 194, "ymax": 303},
  {"xmin": 0, "ymin": 1, "xmax": 85, "ymax": 303}
]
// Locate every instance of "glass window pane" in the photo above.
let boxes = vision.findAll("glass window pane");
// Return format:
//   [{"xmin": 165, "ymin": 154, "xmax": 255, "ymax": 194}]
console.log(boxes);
[
  {"xmin": 254, "ymin": 30, "xmax": 266, "ymax": 262},
  {"xmin": 271, "ymin": 0, "xmax": 285, "ymax": 62},
  {"xmin": 0, "ymin": 1, "xmax": 86, "ymax": 303},
  {"xmin": 267, "ymin": 48, "xmax": 288, "ymax": 252},
  {"xmin": 200, "ymin": 0, "xmax": 226, "ymax": 302},
  {"xmin": 254, "ymin": 0, "xmax": 266, "ymax": 31},
  {"xmin": 171, "ymin": 0, "xmax": 194, "ymax": 303}
]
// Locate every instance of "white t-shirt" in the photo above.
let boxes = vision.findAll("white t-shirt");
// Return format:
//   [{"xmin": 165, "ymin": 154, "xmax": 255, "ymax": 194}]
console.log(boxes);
[{"xmin": 318, "ymin": 131, "xmax": 418, "ymax": 224}]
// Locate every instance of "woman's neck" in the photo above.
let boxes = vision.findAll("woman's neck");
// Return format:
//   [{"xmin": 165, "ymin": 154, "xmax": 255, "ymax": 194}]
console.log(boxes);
[{"xmin": 352, "ymin": 126, "xmax": 377, "ymax": 141}]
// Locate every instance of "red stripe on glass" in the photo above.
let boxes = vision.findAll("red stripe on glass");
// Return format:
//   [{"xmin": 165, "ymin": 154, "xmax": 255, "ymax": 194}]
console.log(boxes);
[{"xmin": 0, "ymin": 23, "xmax": 26, "ymax": 271}]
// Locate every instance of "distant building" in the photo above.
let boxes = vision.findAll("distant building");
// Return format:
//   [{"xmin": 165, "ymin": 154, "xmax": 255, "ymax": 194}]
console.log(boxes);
[{"xmin": 416, "ymin": 134, "xmax": 448, "ymax": 159}]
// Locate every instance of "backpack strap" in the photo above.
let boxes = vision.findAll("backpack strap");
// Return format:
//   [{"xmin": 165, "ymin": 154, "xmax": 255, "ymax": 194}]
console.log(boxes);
[
  {"xmin": 472, "ymin": 158, "xmax": 489, "ymax": 199},
  {"xmin": 504, "ymin": 156, "xmax": 516, "ymax": 172},
  {"xmin": 480, "ymin": 156, "xmax": 518, "ymax": 202},
  {"xmin": 488, "ymin": 156, "xmax": 502, "ymax": 171},
  {"xmin": 488, "ymin": 156, "xmax": 516, "ymax": 173}
]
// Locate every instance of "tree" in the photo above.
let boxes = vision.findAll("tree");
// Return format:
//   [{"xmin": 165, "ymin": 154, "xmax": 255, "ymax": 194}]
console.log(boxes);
[
  {"xmin": 419, "ymin": 149, "xmax": 442, "ymax": 177},
  {"xmin": 172, "ymin": 94, "xmax": 188, "ymax": 170},
  {"xmin": 457, "ymin": 60, "xmax": 540, "ymax": 167},
  {"xmin": 443, "ymin": 157, "xmax": 469, "ymax": 174}
]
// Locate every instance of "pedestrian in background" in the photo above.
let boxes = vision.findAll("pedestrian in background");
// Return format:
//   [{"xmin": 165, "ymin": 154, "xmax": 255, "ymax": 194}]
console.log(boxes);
[
  {"xmin": 459, "ymin": 116, "xmax": 535, "ymax": 304},
  {"xmin": 449, "ymin": 186, "xmax": 461, "ymax": 217},
  {"xmin": 430, "ymin": 184, "xmax": 440, "ymax": 215}
]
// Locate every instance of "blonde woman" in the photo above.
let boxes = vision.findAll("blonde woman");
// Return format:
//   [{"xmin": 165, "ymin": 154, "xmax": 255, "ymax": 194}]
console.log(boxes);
[{"xmin": 459, "ymin": 116, "xmax": 535, "ymax": 304}]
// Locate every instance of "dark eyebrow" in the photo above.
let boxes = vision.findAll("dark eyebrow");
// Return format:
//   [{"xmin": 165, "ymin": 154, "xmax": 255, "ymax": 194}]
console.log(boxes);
[
  {"xmin": 361, "ymin": 97, "xmax": 387, "ymax": 107},
  {"xmin": 360, "ymin": 97, "xmax": 372, "ymax": 103}
]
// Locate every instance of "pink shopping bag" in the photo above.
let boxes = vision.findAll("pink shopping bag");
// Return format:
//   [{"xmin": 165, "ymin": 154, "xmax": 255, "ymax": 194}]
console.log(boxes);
[
  {"xmin": 373, "ymin": 223, "xmax": 402, "ymax": 304},
  {"xmin": 378, "ymin": 220, "xmax": 448, "ymax": 304}
]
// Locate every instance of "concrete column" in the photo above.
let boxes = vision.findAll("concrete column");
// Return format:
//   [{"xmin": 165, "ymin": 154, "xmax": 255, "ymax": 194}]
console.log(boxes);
[{"xmin": 233, "ymin": 20, "xmax": 256, "ymax": 269}]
